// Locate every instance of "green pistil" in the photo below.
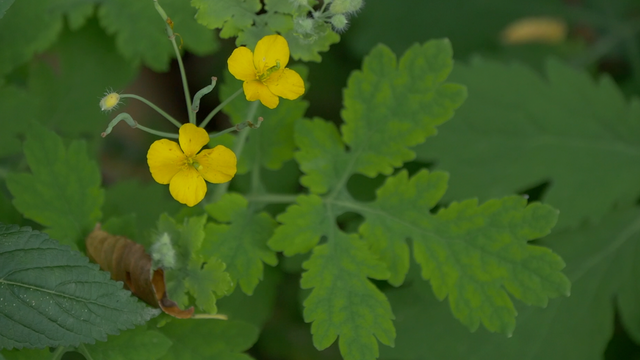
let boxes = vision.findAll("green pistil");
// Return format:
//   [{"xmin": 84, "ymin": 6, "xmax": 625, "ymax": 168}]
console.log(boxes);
[{"xmin": 258, "ymin": 60, "xmax": 281, "ymax": 82}]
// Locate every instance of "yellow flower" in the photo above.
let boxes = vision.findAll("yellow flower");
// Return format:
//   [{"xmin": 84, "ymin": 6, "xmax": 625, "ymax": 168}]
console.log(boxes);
[
  {"xmin": 228, "ymin": 34, "xmax": 305, "ymax": 109},
  {"xmin": 147, "ymin": 123, "xmax": 237, "ymax": 207}
]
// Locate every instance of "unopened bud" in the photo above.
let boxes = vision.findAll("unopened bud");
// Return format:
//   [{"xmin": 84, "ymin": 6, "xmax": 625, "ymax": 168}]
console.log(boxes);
[
  {"xmin": 330, "ymin": 0, "xmax": 363, "ymax": 14},
  {"xmin": 330, "ymin": 14, "xmax": 348, "ymax": 31},
  {"xmin": 99, "ymin": 92, "xmax": 121, "ymax": 112}
]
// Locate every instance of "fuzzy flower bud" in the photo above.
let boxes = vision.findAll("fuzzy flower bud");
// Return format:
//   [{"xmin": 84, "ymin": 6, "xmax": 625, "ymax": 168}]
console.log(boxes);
[
  {"xmin": 330, "ymin": 14, "xmax": 348, "ymax": 31},
  {"xmin": 99, "ymin": 92, "xmax": 121, "ymax": 112},
  {"xmin": 330, "ymin": 0, "xmax": 363, "ymax": 14},
  {"xmin": 294, "ymin": 16, "xmax": 315, "ymax": 35}
]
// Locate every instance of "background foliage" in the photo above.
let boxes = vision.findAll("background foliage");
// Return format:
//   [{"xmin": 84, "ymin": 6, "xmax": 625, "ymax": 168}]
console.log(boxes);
[{"xmin": 2, "ymin": 0, "xmax": 640, "ymax": 359}]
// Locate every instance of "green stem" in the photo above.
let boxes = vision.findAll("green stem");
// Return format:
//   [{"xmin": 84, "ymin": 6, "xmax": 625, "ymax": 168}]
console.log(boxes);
[
  {"xmin": 102, "ymin": 113, "xmax": 179, "ymax": 139},
  {"xmin": 50, "ymin": 346, "xmax": 67, "ymax": 360},
  {"xmin": 209, "ymin": 101, "xmax": 259, "ymax": 202},
  {"xmin": 78, "ymin": 344, "xmax": 95, "ymax": 360},
  {"xmin": 200, "ymin": 88, "xmax": 244, "ymax": 128},
  {"xmin": 208, "ymin": 117, "xmax": 264, "ymax": 139},
  {"xmin": 154, "ymin": 0, "xmax": 194, "ymax": 124},
  {"xmin": 136, "ymin": 124, "xmax": 180, "ymax": 139},
  {"xmin": 245, "ymin": 193, "xmax": 298, "ymax": 204},
  {"xmin": 120, "ymin": 94, "xmax": 182, "ymax": 128}
]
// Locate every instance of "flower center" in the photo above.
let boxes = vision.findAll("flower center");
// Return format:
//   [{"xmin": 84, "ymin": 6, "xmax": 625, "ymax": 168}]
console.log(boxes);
[
  {"xmin": 258, "ymin": 60, "xmax": 281, "ymax": 82},
  {"xmin": 186, "ymin": 156, "xmax": 202, "ymax": 171}
]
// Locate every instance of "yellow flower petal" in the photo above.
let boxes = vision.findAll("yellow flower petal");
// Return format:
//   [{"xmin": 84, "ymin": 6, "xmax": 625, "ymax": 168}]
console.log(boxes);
[
  {"xmin": 265, "ymin": 68, "xmax": 305, "ymax": 100},
  {"xmin": 147, "ymin": 139, "xmax": 187, "ymax": 184},
  {"xmin": 195, "ymin": 145, "xmax": 237, "ymax": 184},
  {"xmin": 179, "ymin": 123, "xmax": 210, "ymax": 158},
  {"xmin": 169, "ymin": 167, "xmax": 207, "ymax": 207},
  {"xmin": 253, "ymin": 34, "xmax": 290, "ymax": 74},
  {"xmin": 243, "ymin": 80, "xmax": 279, "ymax": 109},
  {"xmin": 228, "ymin": 47, "xmax": 257, "ymax": 82}
]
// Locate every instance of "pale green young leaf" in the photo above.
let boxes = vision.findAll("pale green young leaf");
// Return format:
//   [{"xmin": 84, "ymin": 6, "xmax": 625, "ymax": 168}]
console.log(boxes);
[
  {"xmin": 302, "ymin": 231, "xmax": 394, "ymax": 360},
  {"xmin": 99, "ymin": 0, "xmax": 218, "ymax": 71},
  {"xmin": 191, "ymin": 0, "xmax": 261, "ymax": 38},
  {"xmin": 415, "ymin": 58, "xmax": 640, "ymax": 229},
  {"xmin": 284, "ymin": 25, "xmax": 340, "ymax": 62},
  {"xmin": 158, "ymin": 319, "xmax": 259, "ymax": 360},
  {"xmin": 380, "ymin": 208, "xmax": 640, "ymax": 360},
  {"xmin": 219, "ymin": 65, "xmax": 309, "ymax": 173},
  {"xmin": 83, "ymin": 325, "xmax": 172, "ymax": 360},
  {"xmin": 0, "ymin": 224, "xmax": 159, "ymax": 350},
  {"xmin": 6, "ymin": 125, "xmax": 103, "ymax": 249},
  {"xmin": 204, "ymin": 193, "xmax": 278, "ymax": 295},
  {"xmin": 157, "ymin": 214, "xmax": 233, "ymax": 313}
]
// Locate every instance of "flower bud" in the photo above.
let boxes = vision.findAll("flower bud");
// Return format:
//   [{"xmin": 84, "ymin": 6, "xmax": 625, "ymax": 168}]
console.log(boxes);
[
  {"xmin": 99, "ymin": 92, "xmax": 121, "ymax": 112},
  {"xmin": 330, "ymin": 14, "xmax": 348, "ymax": 31},
  {"xmin": 330, "ymin": 0, "xmax": 363, "ymax": 14}
]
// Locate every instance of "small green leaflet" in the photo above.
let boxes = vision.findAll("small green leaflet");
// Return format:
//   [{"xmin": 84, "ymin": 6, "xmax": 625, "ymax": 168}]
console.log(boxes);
[
  {"xmin": 415, "ymin": 58, "xmax": 640, "ymax": 230},
  {"xmin": 204, "ymin": 193, "xmax": 278, "ymax": 295},
  {"xmin": 156, "ymin": 214, "xmax": 233, "ymax": 314},
  {"xmin": 6, "ymin": 124, "xmax": 103, "ymax": 250},
  {"xmin": 157, "ymin": 319, "xmax": 259, "ymax": 360},
  {"xmin": 268, "ymin": 39, "xmax": 569, "ymax": 359},
  {"xmin": 99, "ymin": 0, "xmax": 218, "ymax": 71},
  {"xmin": 0, "ymin": 223, "xmax": 159, "ymax": 350},
  {"xmin": 83, "ymin": 325, "xmax": 172, "ymax": 360}
]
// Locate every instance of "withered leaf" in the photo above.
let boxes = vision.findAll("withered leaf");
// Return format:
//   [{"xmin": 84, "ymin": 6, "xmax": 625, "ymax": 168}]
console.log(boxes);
[{"xmin": 86, "ymin": 225, "xmax": 194, "ymax": 319}]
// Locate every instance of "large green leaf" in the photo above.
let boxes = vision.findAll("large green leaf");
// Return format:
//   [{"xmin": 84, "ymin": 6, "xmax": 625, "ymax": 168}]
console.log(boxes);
[
  {"xmin": 379, "ymin": 207, "xmax": 640, "ymax": 360},
  {"xmin": 99, "ymin": 0, "xmax": 218, "ymax": 71},
  {"xmin": 266, "ymin": 39, "xmax": 466, "ymax": 359},
  {"xmin": 6, "ymin": 125, "xmax": 103, "ymax": 249},
  {"xmin": 83, "ymin": 325, "xmax": 172, "ymax": 360},
  {"xmin": 0, "ymin": 20, "xmax": 136, "ymax": 158},
  {"xmin": 0, "ymin": 223, "xmax": 158, "ymax": 350},
  {"xmin": 415, "ymin": 58, "xmax": 640, "ymax": 229},
  {"xmin": 158, "ymin": 319, "xmax": 259, "ymax": 360}
]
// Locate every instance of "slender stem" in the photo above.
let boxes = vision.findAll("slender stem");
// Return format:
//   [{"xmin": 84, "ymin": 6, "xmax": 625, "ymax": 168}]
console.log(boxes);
[
  {"xmin": 136, "ymin": 124, "xmax": 180, "ymax": 139},
  {"xmin": 245, "ymin": 193, "xmax": 298, "ymax": 204},
  {"xmin": 171, "ymin": 38, "xmax": 194, "ymax": 124},
  {"xmin": 154, "ymin": 0, "xmax": 194, "ymax": 124},
  {"xmin": 50, "ymin": 346, "xmax": 67, "ymax": 360},
  {"xmin": 208, "ymin": 126, "xmax": 238, "ymax": 139},
  {"xmin": 78, "ymin": 344, "xmax": 95, "ymax": 360},
  {"xmin": 200, "ymin": 88, "xmax": 244, "ymax": 128},
  {"xmin": 120, "ymin": 94, "xmax": 182, "ymax": 128},
  {"xmin": 209, "ymin": 101, "xmax": 259, "ymax": 202}
]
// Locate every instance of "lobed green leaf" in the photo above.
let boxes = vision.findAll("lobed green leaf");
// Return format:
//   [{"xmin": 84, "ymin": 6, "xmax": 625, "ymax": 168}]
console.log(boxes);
[
  {"xmin": 6, "ymin": 124, "xmax": 103, "ymax": 250},
  {"xmin": 83, "ymin": 325, "xmax": 172, "ymax": 360},
  {"xmin": 204, "ymin": 193, "xmax": 278, "ymax": 295},
  {"xmin": 0, "ymin": 223, "xmax": 158, "ymax": 350},
  {"xmin": 157, "ymin": 214, "xmax": 233, "ymax": 313}
]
